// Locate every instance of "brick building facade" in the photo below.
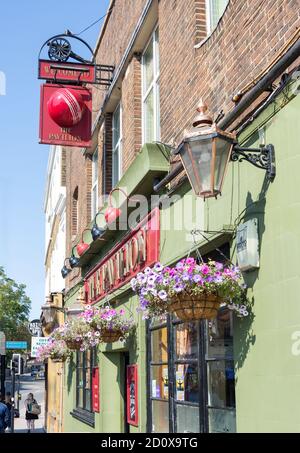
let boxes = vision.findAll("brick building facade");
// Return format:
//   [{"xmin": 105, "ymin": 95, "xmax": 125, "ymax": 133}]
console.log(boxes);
[{"xmin": 59, "ymin": 0, "xmax": 300, "ymax": 433}]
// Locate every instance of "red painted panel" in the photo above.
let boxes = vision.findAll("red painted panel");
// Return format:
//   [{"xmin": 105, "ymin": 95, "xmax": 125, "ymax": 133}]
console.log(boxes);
[
  {"xmin": 39, "ymin": 83, "xmax": 92, "ymax": 148},
  {"xmin": 85, "ymin": 208, "xmax": 160, "ymax": 305},
  {"xmin": 127, "ymin": 365, "xmax": 138, "ymax": 426},
  {"xmin": 38, "ymin": 60, "xmax": 96, "ymax": 84},
  {"xmin": 92, "ymin": 367, "xmax": 100, "ymax": 413}
]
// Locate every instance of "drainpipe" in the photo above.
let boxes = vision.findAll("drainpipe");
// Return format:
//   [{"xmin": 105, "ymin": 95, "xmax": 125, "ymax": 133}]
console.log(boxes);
[{"xmin": 153, "ymin": 38, "xmax": 300, "ymax": 192}]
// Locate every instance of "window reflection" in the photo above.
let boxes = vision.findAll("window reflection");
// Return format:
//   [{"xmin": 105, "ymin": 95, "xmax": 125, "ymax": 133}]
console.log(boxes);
[
  {"xmin": 207, "ymin": 360, "xmax": 235, "ymax": 408},
  {"xmin": 207, "ymin": 307, "xmax": 233, "ymax": 358},
  {"xmin": 175, "ymin": 364, "xmax": 199, "ymax": 403},
  {"xmin": 151, "ymin": 327, "xmax": 168, "ymax": 363},
  {"xmin": 176, "ymin": 323, "xmax": 198, "ymax": 360},
  {"xmin": 151, "ymin": 365, "xmax": 169, "ymax": 400}
]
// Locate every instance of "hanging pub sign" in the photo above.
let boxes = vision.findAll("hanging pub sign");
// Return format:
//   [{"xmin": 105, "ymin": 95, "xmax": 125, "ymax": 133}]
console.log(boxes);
[
  {"xmin": 85, "ymin": 208, "xmax": 160, "ymax": 304},
  {"xmin": 38, "ymin": 60, "xmax": 96, "ymax": 84},
  {"xmin": 127, "ymin": 365, "xmax": 138, "ymax": 426},
  {"xmin": 38, "ymin": 33, "xmax": 115, "ymax": 148},
  {"xmin": 39, "ymin": 83, "xmax": 92, "ymax": 147}
]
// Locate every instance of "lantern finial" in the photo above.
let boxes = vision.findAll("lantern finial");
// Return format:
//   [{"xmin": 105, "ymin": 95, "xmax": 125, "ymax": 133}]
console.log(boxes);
[{"xmin": 193, "ymin": 99, "xmax": 213, "ymax": 128}]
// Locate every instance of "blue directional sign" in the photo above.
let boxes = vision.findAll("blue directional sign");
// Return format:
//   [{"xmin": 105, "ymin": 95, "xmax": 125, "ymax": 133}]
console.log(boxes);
[{"xmin": 5, "ymin": 341, "xmax": 27, "ymax": 350}]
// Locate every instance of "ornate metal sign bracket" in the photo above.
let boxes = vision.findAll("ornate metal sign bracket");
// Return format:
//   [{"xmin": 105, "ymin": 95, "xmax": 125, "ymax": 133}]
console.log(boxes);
[{"xmin": 231, "ymin": 144, "xmax": 276, "ymax": 181}]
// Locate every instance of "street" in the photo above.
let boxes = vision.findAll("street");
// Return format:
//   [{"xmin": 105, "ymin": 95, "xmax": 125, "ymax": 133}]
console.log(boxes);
[{"xmin": 5, "ymin": 373, "xmax": 45, "ymax": 433}]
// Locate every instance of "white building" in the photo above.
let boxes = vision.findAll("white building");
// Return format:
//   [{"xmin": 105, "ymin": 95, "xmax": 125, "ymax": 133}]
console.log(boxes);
[{"xmin": 44, "ymin": 145, "xmax": 66, "ymax": 297}]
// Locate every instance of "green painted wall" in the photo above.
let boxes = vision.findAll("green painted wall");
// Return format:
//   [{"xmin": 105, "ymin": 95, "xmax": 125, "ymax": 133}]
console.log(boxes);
[{"xmin": 202, "ymin": 87, "xmax": 300, "ymax": 432}]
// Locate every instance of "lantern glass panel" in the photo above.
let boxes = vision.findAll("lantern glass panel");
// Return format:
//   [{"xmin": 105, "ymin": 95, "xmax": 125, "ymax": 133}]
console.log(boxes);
[
  {"xmin": 182, "ymin": 137, "xmax": 213, "ymax": 196},
  {"xmin": 213, "ymin": 137, "xmax": 233, "ymax": 195}
]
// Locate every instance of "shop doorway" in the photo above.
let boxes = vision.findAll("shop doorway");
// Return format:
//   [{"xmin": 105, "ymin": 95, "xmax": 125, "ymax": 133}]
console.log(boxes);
[{"xmin": 147, "ymin": 244, "xmax": 236, "ymax": 433}]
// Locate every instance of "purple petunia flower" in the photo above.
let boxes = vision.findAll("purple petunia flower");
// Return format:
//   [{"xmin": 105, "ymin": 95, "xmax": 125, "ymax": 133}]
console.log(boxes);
[
  {"xmin": 158, "ymin": 290, "xmax": 168, "ymax": 300},
  {"xmin": 193, "ymin": 275, "xmax": 203, "ymax": 284},
  {"xmin": 154, "ymin": 262, "xmax": 164, "ymax": 272},
  {"xmin": 200, "ymin": 264, "xmax": 210, "ymax": 275},
  {"xmin": 173, "ymin": 283, "xmax": 184, "ymax": 293}
]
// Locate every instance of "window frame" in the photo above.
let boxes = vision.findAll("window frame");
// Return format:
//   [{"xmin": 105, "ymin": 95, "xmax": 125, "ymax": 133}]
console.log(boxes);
[
  {"xmin": 71, "ymin": 349, "xmax": 96, "ymax": 427},
  {"xmin": 205, "ymin": 0, "xmax": 229, "ymax": 35},
  {"xmin": 112, "ymin": 103, "xmax": 122, "ymax": 188},
  {"xmin": 142, "ymin": 25, "xmax": 160, "ymax": 145},
  {"xmin": 91, "ymin": 148, "xmax": 99, "ymax": 219}
]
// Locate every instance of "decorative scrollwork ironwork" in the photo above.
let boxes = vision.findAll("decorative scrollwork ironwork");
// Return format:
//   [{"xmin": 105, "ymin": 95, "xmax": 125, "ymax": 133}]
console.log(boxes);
[{"xmin": 230, "ymin": 144, "xmax": 276, "ymax": 181}]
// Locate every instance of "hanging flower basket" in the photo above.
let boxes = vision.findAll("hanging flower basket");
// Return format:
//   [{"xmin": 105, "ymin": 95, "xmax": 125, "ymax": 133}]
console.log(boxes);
[
  {"xmin": 168, "ymin": 292, "xmax": 223, "ymax": 321},
  {"xmin": 79, "ymin": 305, "xmax": 135, "ymax": 346},
  {"xmin": 65, "ymin": 339, "xmax": 83, "ymax": 351},
  {"xmin": 51, "ymin": 357, "xmax": 67, "ymax": 363},
  {"xmin": 131, "ymin": 258, "xmax": 248, "ymax": 320},
  {"xmin": 36, "ymin": 339, "xmax": 71, "ymax": 362},
  {"xmin": 100, "ymin": 329, "xmax": 123, "ymax": 343}
]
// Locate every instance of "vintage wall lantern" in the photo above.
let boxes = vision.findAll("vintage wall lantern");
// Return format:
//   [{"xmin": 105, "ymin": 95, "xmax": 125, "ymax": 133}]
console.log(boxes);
[
  {"xmin": 76, "ymin": 228, "xmax": 91, "ymax": 256},
  {"xmin": 105, "ymin": 187, "xmax": 127, "ymax": 224},
  {"xmin": 69, "ymin": 245, "xmax": 80, "ymax": 268},
  {"xmin": 174, "ymin": 100, "xmax": 276, "ymax": 198},
  {"xmin": 91, "ymin": 212, "xmax": 106, "ymax": 241},
  {"xmin": 61, "ymin": 258, "xmax": 71, "ymax": 278}
]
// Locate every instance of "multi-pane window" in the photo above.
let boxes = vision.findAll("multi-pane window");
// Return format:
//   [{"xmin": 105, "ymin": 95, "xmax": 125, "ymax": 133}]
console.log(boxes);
[
  {"xmin": 76, "ymin": 350, "xmax": 94, "ymax": 412},
  {"xmin": 206, "ymin": 0, "xmax": 228, "ymax": 34},
  {"xmin": 112, "ymin": 104, "xmax": 122, "ymax": 187},
  {"xmin": 91, "ymin": 148, "xmax": 98, "ymax": 219},
  {"xmin": 142, "ymin": 27, "xmax": 160, "ymax": 144}
]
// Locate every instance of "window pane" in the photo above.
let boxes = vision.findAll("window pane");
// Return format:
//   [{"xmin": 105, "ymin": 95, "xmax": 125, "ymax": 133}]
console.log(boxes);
[
  {"xmin": 151, "ymin": 365, "xmax": 169, "ymax": 400},
  {"xmin": 156, "ymin": 80, "xmax": 160, "ymax": 140},
  {"xmin": 175, "ymin": 322, "xmax": 198, "ymax": 360},
  {"xmin": 208, "ymin": 407, "xmax": 236, "ymax": 433},
  {"xmin": 151, "ymin": 327, "xmax": 168, "ymax": 363},
  {"xmin": 143, "ymin": 37, "xmax": 154, "ymax": 93},
  {"xmin": 176, "ymin": 405, "xmax": 200, "ymax": 433},
  {"xmin": 154, "ymin": 28, "xmax": 159, "ymax": 75},
  {"xmin": 113, "ymin": 105, "xmax": 120, "ymax": 145},
  {"xmin": 207, "ymin": 360, "xmax": 235, "ymax": 408},
  {"xmin": 150, "ymin": 314, "xmax": 167, "ymax": 329},
  {"xmin": 112, "ymin": 145, "xmax": 120, "ymax": 187},
  {"xmin": 175, "ymin": 364, "xmax": 199, "ymax": 403},
  {"xmin": 152, "ymin": 400, "xmax": 169, "ymax": 433},
  {"xmin": 77, "ymin": 368, "xmax": 84, "ymax": 408},
  {"xmin": 144, "ymin": 89, "xmax": 154, "ymax": 142},
  {"xmin": 84, "ymin": 389, "xmax": 91, "ymax": 412},
  {"xmin": 92, "ymin": 184, "xmax": 98, "ymax": 218},
  {"xmin": 207, "ymin": 307, "xmax": 233, "ymax": 358},
  {"xmin": 92, "ymin": 149, "xmax": 98, "ymax": 183},
  {"xmin": 208, "ymin": 0, "xmax": 228, "ymax": 32}
]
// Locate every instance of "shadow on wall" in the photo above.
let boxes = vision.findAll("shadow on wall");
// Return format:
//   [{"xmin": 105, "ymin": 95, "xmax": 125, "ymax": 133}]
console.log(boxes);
[{"xmin": 234, "ymin": 174, "xmax": 271, "ymax": 372}]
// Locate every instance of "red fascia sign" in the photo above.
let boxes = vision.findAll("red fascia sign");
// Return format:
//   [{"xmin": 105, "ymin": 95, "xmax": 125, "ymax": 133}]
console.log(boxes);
[
  {"xmin": 84, "ymin": 208, "xmax": 160, "ymax": 305},
  {"xmin": 92, "ymin": 367, "xmax": 100, "ymax": 413},
  {"xmin": 39, "ymin": 83, "xmax": 92, "ymax": 148},
  {"xmin": 127, "ymin": 365, "xmax": 138, "ymax": 426},
  {"xmin": 38, "ymin": 60, "xmax": 96, "ymax": 84}
]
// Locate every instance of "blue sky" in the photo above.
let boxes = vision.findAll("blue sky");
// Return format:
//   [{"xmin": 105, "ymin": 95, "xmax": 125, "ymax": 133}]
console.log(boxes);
[{"xmin": 0, "ymin": 0, "xmax": 110, "ymax": 318}]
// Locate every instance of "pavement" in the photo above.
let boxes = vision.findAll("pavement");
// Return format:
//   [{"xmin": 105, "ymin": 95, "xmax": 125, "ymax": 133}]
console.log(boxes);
[{"xmin": 5, "ymin": 373, "xmax": 45, "ymax": 433}]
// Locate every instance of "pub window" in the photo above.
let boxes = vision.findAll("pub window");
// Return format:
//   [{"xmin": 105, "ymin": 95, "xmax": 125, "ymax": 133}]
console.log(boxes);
[
  {"xmin": 91, "ymin": 148, "xmax": 98, "ymax": 218},
  {"xmin": 147, "ymin": 243, "xmax": 236, "ymax": 433},
  {"xmin": 71, "ymin": 349, "xmax": 96, "ymax": 427},
  {"xmin": 206, "ymin": 0, "xmax": 228, "ymax": 35},
  {"xmin": 112, "ymin": 103, "xmax": 122, "ymax": 188},
  {"xmin": 71, "ymin": 186, "xmax": 78, "ymax": 238},
  {"xmin": 142, "ymin": 26, "xmax": 160, "ymax": 144}
]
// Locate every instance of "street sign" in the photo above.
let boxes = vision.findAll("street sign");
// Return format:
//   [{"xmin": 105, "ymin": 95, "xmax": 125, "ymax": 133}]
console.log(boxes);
[
  {"xmin": 0, "ymin": 332, "xmax": 5, "ymax": 355},
  {"xmin": 28, "ymin": 319, "xmax": 42, "ymax": 337},
  {"xmin": 31, "ymin": 337, "xmax": 49, "ymax": 358},
  {"xmin": 6, "ymin": 341, "xmax": 27, "ymax": 350}
]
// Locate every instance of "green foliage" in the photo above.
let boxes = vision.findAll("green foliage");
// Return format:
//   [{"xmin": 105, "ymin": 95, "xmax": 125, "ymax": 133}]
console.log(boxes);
[{"xmin": 0, "ymin": 266, "xmax": 32, "ymax": 352}]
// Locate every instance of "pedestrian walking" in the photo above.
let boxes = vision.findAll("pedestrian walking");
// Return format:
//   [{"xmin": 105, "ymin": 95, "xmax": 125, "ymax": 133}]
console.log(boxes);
[
  {"xmin": 4, "ymin": 392, "xmax": 12, "ymax": 432},
  {"xmin": 24, "ymin": 393, "xmax": 40, "ymax": 433},
  {"xmin": 0, "ymin": 394, "xmax": 10, "ymax": 433}
]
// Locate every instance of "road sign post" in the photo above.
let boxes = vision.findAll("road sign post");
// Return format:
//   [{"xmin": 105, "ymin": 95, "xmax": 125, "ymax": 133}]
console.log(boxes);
[{"xmin": 0, "ymin": 332, "xmax": 6, "ymax": 397}]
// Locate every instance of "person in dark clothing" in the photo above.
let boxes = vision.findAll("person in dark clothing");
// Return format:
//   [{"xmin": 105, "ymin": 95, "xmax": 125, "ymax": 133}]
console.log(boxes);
[
  {"xmin": 24, "ymin": 393, "xmax": 38, "ymax": 433},
  {"xmin": 4, "ymin": 393, "xmax": 12, "ymax": 431},
  {"xmin": 0, "ymin": 394, "xmax": 10, "ymax": 433}
]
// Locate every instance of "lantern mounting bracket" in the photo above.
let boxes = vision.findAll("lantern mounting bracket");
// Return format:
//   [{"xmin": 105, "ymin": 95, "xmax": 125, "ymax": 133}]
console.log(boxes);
[{"xmin": 231, "ymin": 144, "xmax": 276, "ymax": 181}]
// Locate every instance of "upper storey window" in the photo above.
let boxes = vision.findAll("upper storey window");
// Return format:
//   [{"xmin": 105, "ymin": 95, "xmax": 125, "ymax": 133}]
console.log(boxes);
[
  {"xmin": 112, "ymin": 103, "xmax": 122, "ymax": 188},
  {"xmin": 142, "ymin": 26, "xmax": 160, "ymax": 144},
  {"xmin": 206, "ymin": 0, "xmax": 228, "ymax": 35}
]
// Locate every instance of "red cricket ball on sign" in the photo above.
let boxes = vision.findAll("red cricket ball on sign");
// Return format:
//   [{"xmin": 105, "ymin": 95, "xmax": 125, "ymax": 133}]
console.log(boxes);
[
  {"xmin": 47, "ymin": 87, "xmax": 86, "ymax": 127},
  {"xmin": 39, "ymin": 83, "xmax": 92, "ymax": 148}
]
